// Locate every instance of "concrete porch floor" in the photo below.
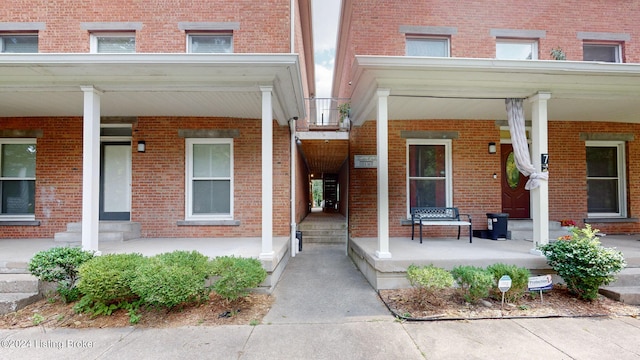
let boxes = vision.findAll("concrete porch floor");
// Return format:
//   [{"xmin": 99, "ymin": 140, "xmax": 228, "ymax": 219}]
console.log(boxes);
[{"xmin": 349, "ymin": 234, "xmax": 640, "ymax": 289}]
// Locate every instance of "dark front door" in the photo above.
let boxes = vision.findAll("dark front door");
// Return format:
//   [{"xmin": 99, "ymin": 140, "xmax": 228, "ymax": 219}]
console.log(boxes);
[{"xmin": 501, "ymin": 144, "xmax": 530, "ymax": 219}]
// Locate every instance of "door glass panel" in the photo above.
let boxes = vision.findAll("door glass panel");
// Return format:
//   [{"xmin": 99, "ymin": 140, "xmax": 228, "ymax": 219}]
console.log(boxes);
[
  {"xmin": 103, "ymin": 145, "xmax": 131, "ymax": 212},
  {"xmin": 505, "ymin": 152, "xmax": 520, "ymax": 189}
]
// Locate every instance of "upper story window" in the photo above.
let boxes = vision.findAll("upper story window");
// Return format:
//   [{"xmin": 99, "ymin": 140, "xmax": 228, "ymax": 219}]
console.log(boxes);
[
  {"xmin": 496, "ymin": 39, "xmax": 538, "ymax": 60},
  {"xmin": 578, "ymin": 32, "xmax": 629, "ymax": 63},
  {"xmin": 1, "ymin": 139, "xmax": 36, "ymax": 220},
  {"xmin": 406, "ymin": 37, "xmax": 450, "ymax": 57},
  {"xmin": 491, "ymin": 29, "xmax": 545, "ymax": 60},
  {"xmin": 0, "ymin": 34, "xmax": 38, "ymax": 53},
  {"xmin": 583, "ymin": 43, "xmax": 622, "ymax": 63},
  {"xmin": 90, "ymin": 33, "xmax": 136, "ymax": 53},
  {"xmin": 188, "ymin": 33, "xmax": 233, "ymax": 53}
]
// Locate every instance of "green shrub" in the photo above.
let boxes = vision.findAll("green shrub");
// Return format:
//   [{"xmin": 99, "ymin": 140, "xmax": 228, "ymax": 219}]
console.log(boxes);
[
  {"xmin": 210, "ymin": 256, "xmax": 267, "ymax": 301},
  {"xmin": 451, "ymin": 265, "xmax": 494, "ymax": 303},
  {"xmin": 486, "ymin": 263, "xmax": 531, "ymax": 303},
  {"xmin": 77, "ymin": 253, "xmax": 145, "ymax": 305},
  {"xmin": 539, "ymin": 225, "xmax": 626, "ymax": 301},
  {"xmin": 154, "ymin": 250, "xmax": 212, "ymax": 280},
  {"xmin": 28, "ymin": 246, "xmax": 95, "ymax": 303},
  {"xmin": 130, "ymin": 258, "xmax": 209, "ymax": 309},
  {"xmin": 406, "ymin": 264, "xmax": 454, "ymax": 307}
]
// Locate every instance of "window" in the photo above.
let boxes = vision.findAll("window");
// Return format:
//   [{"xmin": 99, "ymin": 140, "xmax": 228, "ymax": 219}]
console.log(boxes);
[
  {"xmin": 0, "ymin": 34, "xmax": 38, "ymax": 53},
  {"xmin": 406, "ymin": 37, "xmax": 449, "ymax": 57},
  {"xmin": 586, "ymin": 141, "xmax": 626, "ymax": 217},
  {"xmin": 583, "ymin": 44, "xmax": 621, "ymax": 63},
  {"xmin": 406, "ymin": 140, "xmax": 452, "ymax": 215},
  {"xmin": 188, "ymin": 34, "xmax": 233, "ymax": 53},
  {"xmin": 90, "ymin": 33, "xmax": 135, "ymax": 53},
  {"xmin": 496, "ymin": 40, "xmax": 538, "ymax": 60},
  {"xmin": 0, "ymin": 140, "xmax": 36, "ymax": 219},
  {"xmin": 185, "ymin": 138, "xmax": 233, "ymax": 220}
]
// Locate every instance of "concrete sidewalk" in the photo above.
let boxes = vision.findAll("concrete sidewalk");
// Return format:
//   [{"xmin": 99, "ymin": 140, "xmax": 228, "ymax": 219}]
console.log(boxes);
[{"xmin": 1, "ymin": 244, "xmax": 640, "ymax": 359}]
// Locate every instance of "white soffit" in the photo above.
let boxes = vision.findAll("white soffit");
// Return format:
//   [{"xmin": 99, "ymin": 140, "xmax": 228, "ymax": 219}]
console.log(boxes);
[{"xmin": 350, "ymin": 56, "xmax": 640, "ymax": 124}]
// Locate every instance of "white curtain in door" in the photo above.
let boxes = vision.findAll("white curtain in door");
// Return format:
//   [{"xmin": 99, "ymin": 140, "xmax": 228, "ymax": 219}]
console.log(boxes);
[{"xmin": 505, "ymin": 98, "xmax": 548, "ymax": 190}]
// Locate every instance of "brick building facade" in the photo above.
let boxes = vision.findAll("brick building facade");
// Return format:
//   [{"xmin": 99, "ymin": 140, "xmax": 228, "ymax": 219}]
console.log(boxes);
[{"xmin": 333, "ymin": 0, "xmax": 640, "ymax": 246}]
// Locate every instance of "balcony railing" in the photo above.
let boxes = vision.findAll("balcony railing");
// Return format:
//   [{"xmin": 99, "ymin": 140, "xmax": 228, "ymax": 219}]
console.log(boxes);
[{"xmin": 303, "ymin": 98, "xmax": 350, "ymax": 130}]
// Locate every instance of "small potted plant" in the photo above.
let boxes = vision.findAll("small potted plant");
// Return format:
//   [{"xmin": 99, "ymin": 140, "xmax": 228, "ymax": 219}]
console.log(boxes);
[{"xmin": 338, "ymin": 102, "xmax": 350, "ymax": 130}]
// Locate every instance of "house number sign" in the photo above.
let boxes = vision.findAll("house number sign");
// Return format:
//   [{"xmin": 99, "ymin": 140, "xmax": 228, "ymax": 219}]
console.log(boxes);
[{"xmin": 541, "ymin": 153, "xmax": 549, "ymax": 172}]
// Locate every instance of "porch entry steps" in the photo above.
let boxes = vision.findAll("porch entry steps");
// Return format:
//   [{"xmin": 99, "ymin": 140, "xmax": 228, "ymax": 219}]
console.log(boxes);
[
  {"xmin": 0, "ymin": 274, "xmax": 41, "ymax": 315},
  {"xmin": 298, "ymin": 213, "xmax": 347, "ymax": 244},
  {"xmin": 507, "ymin": 219, "xmax": 570, "ymax": 241},
  {"xmin": 54, "ymin": 221, "xmax": 141, "ymax": 242},
  {"xmin": 599, "ymin": 267, "xmax": 640, "ymax": 305}
]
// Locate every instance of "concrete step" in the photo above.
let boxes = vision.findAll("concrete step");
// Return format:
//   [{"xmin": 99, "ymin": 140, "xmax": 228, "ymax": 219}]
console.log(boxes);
[
  {"xmin": 299, "ymin": 229, "xmax": 347, "ymax": 237},
  {"xmin": 509, "ymin": 229, "xmax": 570, "ymax": 241},
  {"xmin": 608, "ymin": 268, "xmax": 640, "ymax": 287},
  {"xmin": 599, "ymin": 286, "xmax": 640, "ymax": 305},
  {"xmin": 298, "ymin": 222, "xmax": 347, "ymax": 231},
  {"xmin": 54, "ymin": 221, "xmax": 141, "ymax": 242},
  {"xmin": 302, "ymin": 235, "xmax": 346, "ymax": 243},
  {"xmin": 0, "ymin": 292, "xmax": 41, "ymax": 315},
  {"xmin": 0, "ymin": 274, "xmax": 39, "ymax": 293}
]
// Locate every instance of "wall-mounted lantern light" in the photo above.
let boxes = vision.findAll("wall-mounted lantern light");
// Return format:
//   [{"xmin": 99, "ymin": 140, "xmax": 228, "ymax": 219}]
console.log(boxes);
[
  {"xmin": 488, "ymin": 142, "xmax": 497, "ymax": 154},
  {"xmin": 137, "ymin": 140, "xmax": 146, "ymax": 153}
]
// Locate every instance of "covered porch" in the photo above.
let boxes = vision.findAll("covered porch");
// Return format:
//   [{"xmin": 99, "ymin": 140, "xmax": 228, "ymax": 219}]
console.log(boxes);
[{"xmin": 349, "ymin": 235, "xmax": 640, "ymax": 290}]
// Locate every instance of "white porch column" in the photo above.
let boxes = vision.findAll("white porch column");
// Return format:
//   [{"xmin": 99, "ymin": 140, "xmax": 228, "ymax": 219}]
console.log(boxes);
[
  {"xmin": 528, "ymin": 92, "xmax": 552, "ymax": 253},
  {"xmin": 80, "ymin": 86, "xmax": 101, "ymax": 253},
  {"xmin": 260, "ymin": 86, "xmax": 275, "ymax": 260},
  {"xmin": 375, "ymin": 89, "xmax": 392, "ymax": 259}
]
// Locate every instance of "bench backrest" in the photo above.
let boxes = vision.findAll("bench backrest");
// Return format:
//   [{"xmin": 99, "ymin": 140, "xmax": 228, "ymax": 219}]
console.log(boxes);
[{"xmin": 411, "ymin": 207, "xmax": 460, "ymax": 220}]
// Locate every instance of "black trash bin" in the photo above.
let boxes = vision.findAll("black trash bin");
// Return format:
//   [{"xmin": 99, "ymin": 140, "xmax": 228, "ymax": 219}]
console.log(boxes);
[
  {"xmin": 486, "ymin": 213, "xmax": 509, "ymax": 240},
  {"xmin": 296, "ymin": 230, "xmax": 303, "ymax": 251}
]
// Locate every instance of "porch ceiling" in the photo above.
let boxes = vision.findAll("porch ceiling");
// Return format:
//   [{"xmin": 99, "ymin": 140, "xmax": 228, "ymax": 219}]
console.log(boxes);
[
  {"xmin": 0, "ymin": 54, "xmax": 306, "ymax": 125},
  {"xmin": 350, "ymin": 56, "xmax": 640, "ymax": 125},
  {"xmin": 297, "ymin": 131, "xmax": 349, "ymax": 177}
]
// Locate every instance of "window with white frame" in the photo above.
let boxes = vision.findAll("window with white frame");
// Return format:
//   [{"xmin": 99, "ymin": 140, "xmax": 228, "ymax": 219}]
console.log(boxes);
[
  {"xmin": 406, "ymin": 140, "xmax": 452, "ymax": 214},
  {"xmin": 496, "ymin": 39, "xmax": 538, "ymax": 60},
  {"xmin": 0, "ymin": 139, "xmax": 36, "ymax": 219},
  {"xmin": 0, "ymin": 34, "xmax": 38, "ymax": 53},
  {"xmin": 185, "ymin": 138, "xmax": 233, "ymax": 220},
  {"xmin": 90, "ymin": 32, "xmax": 135, "ymax": 53},
  {"xmin": 406, "ymin": 36, "xmax": 450, "ymax": 57},
  {"xmin": 586, "ymin": 141, "xmax": 626, "ymax": 217},
  {"xmin": 187, "ymin": 33, "xmax": 233, "ymax": 53},
  {"xmin": 583, "ymin": 43, "xmax": 622, "ymax": 63}
]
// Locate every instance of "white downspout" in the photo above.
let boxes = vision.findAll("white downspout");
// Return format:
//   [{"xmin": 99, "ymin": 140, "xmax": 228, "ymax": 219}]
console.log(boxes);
[
  {"xmin": 290, "ymin": 0, "xmax": 295, "ymax": 53},
  {"xmin": 290, "ymin": 119, "xmax": 297, "ymax": 257}
]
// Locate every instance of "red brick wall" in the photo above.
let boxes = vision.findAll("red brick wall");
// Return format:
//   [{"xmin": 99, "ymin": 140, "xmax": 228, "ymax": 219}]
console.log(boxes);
[
  {"xmin": 348, "ymin": 120, "xmax": 640, "ymax": 237},
  {"xmin": 3, "ymin": 117, "xmax": 291, "ymax": 238},
  {"xmin": 1, "ymin": 0, "xmax": 293, "ymax": 54},
  {"xmin": 337, "ymin": 0, "xmax": 640, "ymax": 98}
]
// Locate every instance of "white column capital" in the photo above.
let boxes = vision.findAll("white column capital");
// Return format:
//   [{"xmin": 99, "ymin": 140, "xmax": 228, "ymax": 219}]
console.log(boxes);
[
  {"xmin": 528, "ymin": 91, "xmax": 552, "ymax": 103},
  {"xmin": 259, "ymin": 85, "xmax": 273, "ymax": 93},
  {"xmin": 376, "ymin": 88, "xmax": 391, "ymax": 97},
  {"xmin": 80, "ymin": 85, "xmax": 103, "ymax": 95}
]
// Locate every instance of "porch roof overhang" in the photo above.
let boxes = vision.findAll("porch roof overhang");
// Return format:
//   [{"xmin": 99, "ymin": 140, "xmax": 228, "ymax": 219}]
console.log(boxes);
[
  {"xmin": 350, "ymin": 56, "xmax": 640, "ymax": 126},
  {"xmin": 0, "ymin": 53, "xmax": 306, "ymax": 125}
]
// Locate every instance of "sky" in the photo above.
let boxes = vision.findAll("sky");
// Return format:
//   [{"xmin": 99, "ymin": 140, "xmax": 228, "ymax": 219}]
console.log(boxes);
[{"xmin": 311, "ymin": 0, "xmax": 341, "ymax": 98}]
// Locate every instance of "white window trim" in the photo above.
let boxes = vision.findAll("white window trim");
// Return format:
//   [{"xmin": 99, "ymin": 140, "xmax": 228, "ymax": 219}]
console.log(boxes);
[
  {"xmin": 583, "ymin": 43, "xmax": 622, "ymax": 63},
  {"xmin": 405, "ymin": 36, "xmax": 450, "ymax": 57},
  {"xmin": 0, "ymin": 138, "xmax": 36, "ymax": 221},
  {"xmin": 185, "ymin": 138, "xmax": 234, "ymax": 221},
  {"xmin": 186, "ymin": 32, "xmax": 234, "ymax": 53},
  {"xmin": 586, "ymin": 140, "xmax": 626, "ymax": 218},
  {"xmin": 496, "ymin": 39, "xmax": 538, "ymax": 60},
  {"xmin": 90, "ymin": 32, "xmax": 135, "ymax": 53},
  {"xmin": 405, "ymin": 139, "xmax": 453, "ymax": 217}
]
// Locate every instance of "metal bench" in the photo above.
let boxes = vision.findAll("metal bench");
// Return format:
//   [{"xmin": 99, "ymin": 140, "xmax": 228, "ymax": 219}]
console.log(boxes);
[{"xmin": 411, "ymin": 207, "xmax": 472, "ymax": 244}]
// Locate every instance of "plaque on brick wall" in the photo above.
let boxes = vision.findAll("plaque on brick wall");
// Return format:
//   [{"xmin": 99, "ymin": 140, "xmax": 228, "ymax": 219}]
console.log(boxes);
[{"xmin": 354, "ymin": 155, "xmax": 377, "ymax": 168}]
